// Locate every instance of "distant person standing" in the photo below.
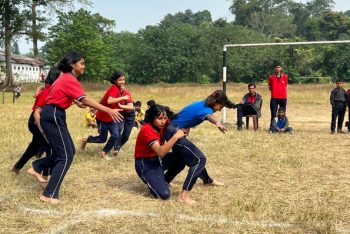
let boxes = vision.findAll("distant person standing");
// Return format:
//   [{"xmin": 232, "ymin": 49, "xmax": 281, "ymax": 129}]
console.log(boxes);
[
  {"xmin": 346, "ymin": 88, "xmax": 350, "ymax": 133},
  {"xmin": 330, "ymin": 79, "xmax": 347, "ymax": 134},
  {"xmin": 268, "ymin": 61, "xmax": 288, "ymax": 124}
]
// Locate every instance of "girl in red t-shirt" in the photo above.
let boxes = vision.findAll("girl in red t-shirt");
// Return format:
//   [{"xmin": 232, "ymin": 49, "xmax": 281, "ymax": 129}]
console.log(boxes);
[
  {"xmin": 12, "ymin": 67, "xmax": 61, "ymax": 175},
  {"xmin": 29, "ymin": 51, "xmax": 123, "ymax": 204},
  {"xmin": 112, "ymin": 75, "xmax": 135, "ymax": 156},
  {"xmin": 134, "ymin": 104, "xmax": 185, "ymax": 199},
  {"xmin": 81, "ymin": 71, "xmax": 132, "ymax": 160}
]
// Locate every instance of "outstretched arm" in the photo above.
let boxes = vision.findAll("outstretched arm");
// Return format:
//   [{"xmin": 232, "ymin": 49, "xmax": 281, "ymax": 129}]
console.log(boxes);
[
  {"xmin": 80, "ymin": 97, "xmax": 123, "ymax": 122},
  {"xmin": 118, "ymin": 102, "xmax": 134, "ymax": 110},
  {"xmin": 206, "ymin": 114, "xmax": 227, "ymax": 133},
  {"xmin": 107, "ymin": 95, "xmax": 129, "ymax": 105}
]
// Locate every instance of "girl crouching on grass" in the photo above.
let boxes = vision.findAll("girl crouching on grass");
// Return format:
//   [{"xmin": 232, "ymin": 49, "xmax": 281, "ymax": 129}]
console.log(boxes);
[
  {"xmin": 134, "ymin": 104, "xmax": 186, "ymax": 199},
  {"xmin": 165, "ymin": 90, "xmax": 235, "ymax": 204},
  {"xmin": 28, "ymin": 51, "xmax": 123, "ymax": 204}
]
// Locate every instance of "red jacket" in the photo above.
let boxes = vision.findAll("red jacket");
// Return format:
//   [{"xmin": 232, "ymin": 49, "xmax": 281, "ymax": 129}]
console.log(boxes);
[{"xmin": 268, "ymin": 73, "xmax": 288, "ymax": 98}]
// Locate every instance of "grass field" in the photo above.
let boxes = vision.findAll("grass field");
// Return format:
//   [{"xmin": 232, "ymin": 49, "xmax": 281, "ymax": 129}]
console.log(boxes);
[{"xmin": 1, "ymin": 83, "xmax": 350, "ymax": 233}]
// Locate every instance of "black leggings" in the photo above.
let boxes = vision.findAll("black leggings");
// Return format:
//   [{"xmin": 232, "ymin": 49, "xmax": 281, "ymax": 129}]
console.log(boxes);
[{"xmin": 270, "ymin": 98, "xmax": 287, "ymax": 122}]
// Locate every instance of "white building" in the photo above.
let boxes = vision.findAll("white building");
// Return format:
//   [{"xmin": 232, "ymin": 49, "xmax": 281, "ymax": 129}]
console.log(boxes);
[{"xmin": 0, "ymin": 52, "xmax": 46, "ymax": 83}]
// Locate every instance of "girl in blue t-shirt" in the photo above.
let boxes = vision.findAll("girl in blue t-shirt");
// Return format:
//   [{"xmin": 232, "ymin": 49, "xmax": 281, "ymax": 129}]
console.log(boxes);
[{"xmin": 165, "ymin": 90, "xmax": 235, "ymax": 204}]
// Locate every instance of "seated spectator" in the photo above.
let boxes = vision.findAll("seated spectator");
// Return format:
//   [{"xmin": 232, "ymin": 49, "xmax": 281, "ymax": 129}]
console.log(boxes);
[
  {"xmin": 147, "ymin": 99, "xmax": 156, "ymax": 109},
  {"xmin": 84, "ymin": 108, "xmax": 97, "ymax": 128},
  {"xmin": 236, "ymin": 83, "xmax": 262, "ymax": 130},
  {"xmin": 14, "ymin": 83, "xmax": 23, "ymax": 99},
  {"xmin": 134, "ymin": 100, "xmax": 145, "ymax": 129},
  {"xmin": 269, "ymin": 108, "xmax": 293, "ymax": 134}
]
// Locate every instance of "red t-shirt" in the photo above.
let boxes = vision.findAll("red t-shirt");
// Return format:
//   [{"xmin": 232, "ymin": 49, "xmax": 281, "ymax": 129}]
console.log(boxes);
[
  {"xmin": 32, "ymin": 84, "xmax": 50, "ymax": 111},
  {"xmin": 95, "ymin": 84, "xmax": 121, "ymax": 122},
  {"xmin": 134, "ymin": 123, "xmax": 164, "ymax": 158},
  {"xmin": 268, "ymin": 73, "xmax": 288, "ymax": 98},
  {"xmin": 120, "ymin": 89, "xmax": 133, "ymax": 113},
  {"xmin": 247, "ymin": 95, "xmax": 256, "ymax": 104},
  {"xmin": 45, "ymin": 73, "xmax": 86, "ymax": 109}
]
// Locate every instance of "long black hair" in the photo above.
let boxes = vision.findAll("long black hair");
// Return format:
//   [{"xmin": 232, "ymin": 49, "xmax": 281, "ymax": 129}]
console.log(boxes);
[
  {"xmin": 44, "ymin": 66, "xmax": 61, "ymax": 85},
  {"xmin": 57, "ymin": 51, "xmax": 84, "ymax": 73},
  {"xmin": 144, "ymin": 104, "xmax": 176, "ymax": 123},
  {"xmin": 107, "ymin": 70, "xmax": 124, "ymax": 84},
  {"xmin": 205, "ymin": 90, "xmax": 236, "ymax": 109},
  {"xmin": 205, "ymin": 90, "xmax": 227, "ymax": 107}
]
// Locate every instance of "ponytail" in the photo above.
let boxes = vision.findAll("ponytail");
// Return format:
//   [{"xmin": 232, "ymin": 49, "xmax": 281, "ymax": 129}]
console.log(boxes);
[{"xmin": 205, "ymin": 90, "xmax": 228, "ymax": 108}]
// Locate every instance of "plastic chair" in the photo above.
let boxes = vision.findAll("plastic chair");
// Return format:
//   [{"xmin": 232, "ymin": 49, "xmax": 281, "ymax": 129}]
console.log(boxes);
[{"xmin": 244, "ymin": 100, "xmax": 262, "ymax": 131}]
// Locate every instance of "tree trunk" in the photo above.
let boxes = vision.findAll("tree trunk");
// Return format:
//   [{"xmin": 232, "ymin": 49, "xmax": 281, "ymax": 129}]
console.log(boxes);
[
  {"xmin": 4, "ymin": 0, "xmax": 13, "ymax": 87},
  {"xmin": 4, "ymin": 32, "xmax": 13, "ymax": 87},
  {"xmin": 32, "ymin": 1, "xmax": 39, "ymax": 58}
]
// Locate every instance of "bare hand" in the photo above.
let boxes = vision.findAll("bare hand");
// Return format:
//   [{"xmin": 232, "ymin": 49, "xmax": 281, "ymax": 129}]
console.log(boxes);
[
  {"xmin": 123, "ymin": 95, "xmax": 130, "ymax": 100},
  {"xmin": 182, "ymin": 128, "xmax": 190, "ymax": 136},
  {"xmin": 175, "ymin": 129, "xmax": 186, "ymax": 139},
  {"xmin": 216, "ymin": 122, "xmax": 228, "ymax": 133},
  {"xmin": 109, "ymin": 109, "xmax": 124, "ymax": 122},
  {"xmin": 74, "ymin": 100, "xmax": 87, "ymax": 108}
]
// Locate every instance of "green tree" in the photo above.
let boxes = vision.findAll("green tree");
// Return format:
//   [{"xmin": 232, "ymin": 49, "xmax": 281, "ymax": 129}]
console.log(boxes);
[
  {"xmin": 0, "ymin": 0, "xmax": 27, "ymax": 86},
  {"xmin": 24, "ymin": 0, "xmax": 91, "ymax": 59},
  {"xmin": 46, "ymin": 9, "xmax": 115, "ymax": 81},
  {"xmin": 11, "ymin": 41, "xmax": 20, "ymax": 54},
  {"xmin": 320, "ymin": 11, "xmax": 350, "ymax": 40}
]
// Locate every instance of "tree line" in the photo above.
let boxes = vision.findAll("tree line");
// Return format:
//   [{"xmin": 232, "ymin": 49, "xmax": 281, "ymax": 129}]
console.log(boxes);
[{"xmin": 1, "ymin": 0, "xmax": 350, "ymax": 85}]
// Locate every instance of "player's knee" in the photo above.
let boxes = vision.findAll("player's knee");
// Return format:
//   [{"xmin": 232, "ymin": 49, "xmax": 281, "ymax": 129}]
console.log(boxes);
[{"xmin": 159, "ymin": 189, "xmax": 171, "ymax": 200}]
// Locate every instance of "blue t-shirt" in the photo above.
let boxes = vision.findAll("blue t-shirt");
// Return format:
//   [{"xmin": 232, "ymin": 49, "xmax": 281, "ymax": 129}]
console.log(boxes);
[
  {"xmin": 277, "ymin": 117, "xmax": 286, "ymax": 129},
  {"xmin": 172, "ymin": 100, "xmax": 213, "ymax": 129}
]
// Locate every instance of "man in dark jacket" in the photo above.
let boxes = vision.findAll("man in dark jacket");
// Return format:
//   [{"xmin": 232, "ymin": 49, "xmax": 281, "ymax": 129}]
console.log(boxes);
[
  {"xmin": 330, "ymin": 79, "xmax": 347, "ymax": 134},
  {"xmin": 237, "ymin": 83, "xmax": 262, "ymax": 130}
]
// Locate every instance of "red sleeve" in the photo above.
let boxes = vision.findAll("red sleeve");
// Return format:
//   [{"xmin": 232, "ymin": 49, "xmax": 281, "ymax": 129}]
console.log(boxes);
[
  {"xmin": 141, "ymin": 125, "xmax": 159, "ymax": 147},
  {"xmin": 35, "ymin": 89, "xmax": 49, "ymax": 109},
  {"xmin": 109, "ymin": 85, "xmax": 121, "ymax": 98},
  {"xmin": 65, "ymin": 76, "xmax": 86, "ymax": 101},
  {"xmin": 124, "ymin": 89, "xmax": 133, "ymax": 103},
  {"xmin": 268, "ymin": 75, "xmax": 272, "ymax": 87}
]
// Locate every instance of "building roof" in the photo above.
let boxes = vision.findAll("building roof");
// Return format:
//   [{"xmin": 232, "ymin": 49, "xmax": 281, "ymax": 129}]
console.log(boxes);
[{"xmin": 0, "ymin": 51, "xmax": 45, "ymax": 66}]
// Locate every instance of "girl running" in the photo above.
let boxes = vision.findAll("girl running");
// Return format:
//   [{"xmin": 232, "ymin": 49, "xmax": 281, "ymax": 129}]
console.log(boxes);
[
  {"xmin": 134, "ymin": 104, "xmax": 185, "ymax": 199},
  {"xmin": 165, "ymin": 90, "xmax": 235, "ymax": 204},
  {"xmin": 28, "ymin": 51, "xmax": 123, "ymax": 204},
  {"xmin": 81, "ymin": 71, "xmax": 132, "ymax": 159},
  {"xmin": 113, "ymin": 76, "xmax": 135, "ymax": 156}
]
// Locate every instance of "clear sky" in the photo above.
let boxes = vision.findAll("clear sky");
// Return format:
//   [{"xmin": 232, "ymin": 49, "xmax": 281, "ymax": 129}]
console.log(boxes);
[
  {"xmin": 16, "ymin": 0, "xmax": 350, "ymax": 54},
  {"xmin": 84, "ymin": 0, "xmax": 234, "ymax": 32}
]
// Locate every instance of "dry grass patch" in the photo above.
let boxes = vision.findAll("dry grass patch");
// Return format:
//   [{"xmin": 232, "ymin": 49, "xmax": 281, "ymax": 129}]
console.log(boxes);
[{"xmin": 1, "ymin": 83, "xmax": 350, "ymax": 233}]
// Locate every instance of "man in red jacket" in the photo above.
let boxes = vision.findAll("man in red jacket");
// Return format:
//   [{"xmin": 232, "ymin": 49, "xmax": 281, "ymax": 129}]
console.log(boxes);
[{"xmin": 268, "ymin": 61, "xmax": 288, "ymax": 124}]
